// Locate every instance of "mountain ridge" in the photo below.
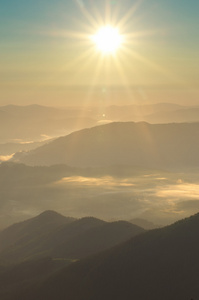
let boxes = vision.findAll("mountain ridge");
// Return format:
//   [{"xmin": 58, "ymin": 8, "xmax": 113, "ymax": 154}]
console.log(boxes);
[
  {"xmin": 14, "ymin": 121, "xmax": 199, "ymax": 170},
  {"xmin": 0, "ymin": 211, "xmax": 144, "ymax": 263},
  {"xmin": 10, "ymin": 212, "xmax": 199, "ymax": 300}
]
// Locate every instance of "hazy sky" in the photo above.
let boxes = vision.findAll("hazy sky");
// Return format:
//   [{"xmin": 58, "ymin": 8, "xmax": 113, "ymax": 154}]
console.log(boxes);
[{"xmin": 0, "ymin": 0, "xmax": 199, "ymax": 106}]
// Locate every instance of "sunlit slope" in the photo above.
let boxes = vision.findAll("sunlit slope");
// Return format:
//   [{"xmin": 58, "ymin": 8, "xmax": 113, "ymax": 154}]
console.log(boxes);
[
  {"xmin": 15, "ymin": 122, "xmax": 199, "ymax": 170},
  {"xmin": 13, "ymin": 213, "xmax": 199, "ymax": 300}
]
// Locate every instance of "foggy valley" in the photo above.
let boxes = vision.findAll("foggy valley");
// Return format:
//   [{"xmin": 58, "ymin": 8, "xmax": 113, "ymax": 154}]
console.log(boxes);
[
  {"xmin": 1, "ymin": 103, "xmax": 199, "ymax": 299},
  {"xmin": 1, "ymin": 0, "xmax": 199, "ymax": 298}
]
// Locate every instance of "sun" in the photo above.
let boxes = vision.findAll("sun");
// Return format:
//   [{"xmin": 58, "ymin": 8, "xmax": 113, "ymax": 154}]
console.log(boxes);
[{"xmin": 92, "ymin": 26, "xmax": 123, "ymax": 54}]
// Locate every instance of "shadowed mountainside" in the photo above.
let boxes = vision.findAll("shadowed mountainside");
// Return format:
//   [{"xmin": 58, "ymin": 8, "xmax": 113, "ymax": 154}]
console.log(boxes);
[
  {"xmin": 0, "ymin": 257, "xmax": 72, "ymax": 300},
  {"xmin": 14, "ymin": 121, "xmax": 199, "ymax": 170},
  {"xmin": 9, "ymin": 212, "xmax": 199, "ymax": 300},
  {"xmin": 0, "ymin": 211, "xmax": 75, "ymax": 257},
  {"xmin": 0, "ymin": 211, "xmax": 144, "ymax": 263}
]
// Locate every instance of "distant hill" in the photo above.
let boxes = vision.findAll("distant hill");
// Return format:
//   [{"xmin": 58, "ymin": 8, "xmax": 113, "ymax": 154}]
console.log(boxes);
[
  {"xmin": 15, "ymin": 121, "xmax": 199, "ymax": 170},
  {"xmin": 0, "ymin": 110, "xmax": 9, "ymax": 121},
  {"xmin": 104, "ymin": 103, "xmax": 184, "ymax": 121},
  {"xmin": 129, "ymin": 218, "xmax": 159, "ymax": 230},
  {"xmin": 146, "ymin": 107, "xmax": 199, "ymax": 123},
  {"xmin": 0, "ymin": 104, "xmax": 97, "ymax": 144},
  {"xmin": 0, "ymin": 140, "xmax": 52, "ymax": 157},
  {"xmin": 0, "ymin": 211, "xmax": 144, "ymax": 263},
  {"xmin": 2, "ymin": 103, "xmax": 199, "ymax": 146},
  {"xmin": 10, "ymin": 212, "xmax": 199, "ymax": 300}
]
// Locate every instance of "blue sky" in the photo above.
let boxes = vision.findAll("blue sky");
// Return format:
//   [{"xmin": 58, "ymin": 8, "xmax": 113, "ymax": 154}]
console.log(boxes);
[{"xmin": 0, "ymin": 0, "xmax": 198, "ymax": 106}]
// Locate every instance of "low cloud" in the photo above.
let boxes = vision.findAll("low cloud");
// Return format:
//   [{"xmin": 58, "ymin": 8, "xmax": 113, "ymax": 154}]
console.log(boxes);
[
  {"xmin": 0, "ymin": 154, "xmax": 14, "ymax": 162},
  {"xmin": 56, "ymin": 176, "xmax": 135, "ymax": 187},
  {"xmin": 19, "ymin": 141, "xmax": 34, "ymax": 145},
  {"xmin": 156, "ymin": 183, "xmax": 199, "ymax": 199},
  {"xmin": 40, "ymin": 134, "xmax": 52, "ymax": 141}
]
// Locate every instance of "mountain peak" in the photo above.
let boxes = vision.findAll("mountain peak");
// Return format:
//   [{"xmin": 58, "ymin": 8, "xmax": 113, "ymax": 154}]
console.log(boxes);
[
  {"xmin": 34, "ymin": 210, "xmax": 75, "ymax": 225},
  {"xmin": 37, "ymin": 210, "xmax": 63, "ymax": 219}
]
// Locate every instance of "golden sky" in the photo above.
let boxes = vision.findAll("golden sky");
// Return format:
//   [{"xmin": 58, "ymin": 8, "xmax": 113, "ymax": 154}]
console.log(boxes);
[{"xmin": 0, "ymin": 0, "xmax": 199, "ymax": 106}]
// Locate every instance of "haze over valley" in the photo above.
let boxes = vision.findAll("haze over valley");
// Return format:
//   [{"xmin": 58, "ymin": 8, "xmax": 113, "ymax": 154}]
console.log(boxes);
[
  {"xmin": 1, "ymin": 109, "xmax": 199, "ymax": 229},
  {"xmin": 1, "ymin": 0, "xmax": 199, "ymax": 298}
]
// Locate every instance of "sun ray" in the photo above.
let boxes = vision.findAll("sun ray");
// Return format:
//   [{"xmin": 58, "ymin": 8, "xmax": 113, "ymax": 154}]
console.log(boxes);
[
  {"xmin": 117, "ymin": 0, "xmax": 143, "ymax": 29},
  {"xmin": 124, "ymin": 28, "xmax": 166, "ymax": 39},
  {"xmin": 74, "ymin": 0, "xmax": 99, "ymax": 28},
  {"xmin": 111, "ymin": 2, "xmax": 124, "ymax": 26},
  {"xmin": 86, "ymin": 1, "xmax": 105, "ymax": 27},
  {"xmin": 111, "ymin": 52, "xmax": 135, "ymax": 100},
  {"xmin": 38, "ymin": 28, "xmax": 93, "ymax": 41},
  {"xmin": 83, "ymin": 54, "xmax": 105, "ymax": 105},
  {"xmin": 121, "ymin": 46, "xmax": 185, "ymax": 85},
  {"xmin": 34, "ymin": 0, "xmax": 189, "ymax": 107},
  {"xmin": 69, "ymin": 49, "xmax": 98, "ymax": 83},
  {"xmin": 105, "ymin": 1, "xmax": 112, "ymax": 24}
]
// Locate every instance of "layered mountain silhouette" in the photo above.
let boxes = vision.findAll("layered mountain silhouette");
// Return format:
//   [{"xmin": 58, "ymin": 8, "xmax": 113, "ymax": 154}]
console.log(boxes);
[
  {"xmin": 0, "ymin": 104, "xmax": 96, "ymax": 143},
  {"xmin": 15, "ymin": 121, "xmax": 199, "ymax": 170},
  {"xmin": 104, "ymin": 103, "xmax": 184, "ymax": 121},
  {"xmin": 0, "ymin": 140, "xmax": 51, "ymax": 157},
  {"xmin": 0, "ymin": 211, "xmax": 75, "ymax": 261},
  {"xmin": 8, "ymin": 212, "xmax": 199, "ymax": 300},
  {"xmin": 129, "ymin": 218, "xmax": 158, "ymax": 229},
  {"xmin": 2, "ymin": 103, "xmax": 199, "ymax": 146},
  {"xmin": 145, "ymin": 107, "xmax": 199, "ymax": 123},
  {"xmin": 0, "ymin": 211, "xmax": 144, "ymax": 263}
]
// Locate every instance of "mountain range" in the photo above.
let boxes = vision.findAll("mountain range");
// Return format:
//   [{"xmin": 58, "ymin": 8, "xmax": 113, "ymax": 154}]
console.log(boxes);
[
  {"xmin": 1, "ymin": 103, "xmax": 199, "ymax": 147},
  {"xmin": 1, "ymin": 212, "xmax": 199, "ymax": 300},
  {"xmin": 0, "ymin": 211, "xmax": 144, "ymax": 263},
  {"xmin": 0, "ymin": 104, "xmax": 96, "ymax": 144},
  {"xmin": 14, "ymin": 121, "xmax": 199, "ymax": 170}
]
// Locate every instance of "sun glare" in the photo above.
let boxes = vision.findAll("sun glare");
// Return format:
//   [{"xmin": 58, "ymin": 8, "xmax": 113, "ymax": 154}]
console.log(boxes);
[{"xmin": 92, "ymin": 26, "xmax": 123, "ymax": 54}]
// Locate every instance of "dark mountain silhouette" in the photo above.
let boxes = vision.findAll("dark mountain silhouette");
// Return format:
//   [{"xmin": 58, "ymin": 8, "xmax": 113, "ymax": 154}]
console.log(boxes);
[
  {"xmin": 0, "ymin": 212, "xmax": 144, "ymax": 263},
  {"xmin": 52, "ymin": 220, "xmax": 144, "ymax": 259},
  {"xmin": 0, "ymin": 211, "xmax": 75, "ymax": 256},
  {"xmin": 0, "ymin": 257, "xmax": 71, "ymax": 300},
  {"xmin": 9, "ymin": 212, "xmax": 199, "ymax": 300},
  {"xmin": 15, "ymin": 121, "xmax": 199, "ymax": 170}
]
